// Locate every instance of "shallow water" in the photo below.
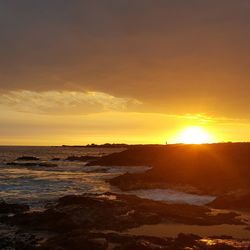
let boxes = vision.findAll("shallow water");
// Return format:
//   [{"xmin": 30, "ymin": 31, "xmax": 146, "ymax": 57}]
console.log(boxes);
[
  {"xmin": 127, "ymin": 188, "xmax": 215, "ymax": 205},
  {"xmin": 0, "ymin": 161, "xmax": 150, "ymax": 207},
  {"xmin": 126, "ymin": 223, "xmax": 250, "ymax": 239}
]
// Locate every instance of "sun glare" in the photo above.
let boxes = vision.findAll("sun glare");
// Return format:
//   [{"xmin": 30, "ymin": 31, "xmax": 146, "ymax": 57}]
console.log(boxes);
[{"xmin": 177, "ymin": 126, "xmax": 213, "ymax": 144}]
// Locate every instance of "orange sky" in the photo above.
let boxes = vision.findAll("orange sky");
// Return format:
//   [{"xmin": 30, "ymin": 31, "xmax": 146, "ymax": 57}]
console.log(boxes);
[{"xmin": 0, "ymin": 1, "xmax": 250, "ymax": 145}]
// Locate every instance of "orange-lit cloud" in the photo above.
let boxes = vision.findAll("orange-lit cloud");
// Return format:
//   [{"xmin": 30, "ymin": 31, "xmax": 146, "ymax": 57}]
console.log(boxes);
[{"xmin": 0, "ymin": 91, "xmax": 141, "ymax": 114}]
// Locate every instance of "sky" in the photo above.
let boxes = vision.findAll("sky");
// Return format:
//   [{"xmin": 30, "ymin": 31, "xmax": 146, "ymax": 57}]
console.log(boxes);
[{"xmin": 0, "ymin": 0, "xmax": 250, "ymax": 145}]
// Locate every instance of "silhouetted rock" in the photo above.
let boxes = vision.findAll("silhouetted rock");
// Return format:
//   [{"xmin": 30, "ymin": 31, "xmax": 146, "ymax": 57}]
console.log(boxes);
[
  {"xmin": 6, "ymin": 162, "xmax": 57, "ymax": 167},
  {"xmin": 16, "ymin": 156, "xmax": 40, "ymax": 161},
  {"xmin": 0, "ymin": 232, "xmax": 38, "ymax": 250},
  {"xmin": 208, "ymin": 191, "xmax": 250, "ymax": 210},
  {"xmin": 51, "ymin": 157, "xmax": 61, "ymax": 161},
  {"xmin": 0, "ymin": 201, "xmax": 29, "ymax": 214},
  {"xmin": 37, "ymin": 231, "xmax": 250, "ymax": 250},
  {"xmin": 65, "ymin": 155, "xmax": 100, "ymax": 162},
  {"xmin": 38, "ymin": 163, "xmax": 57, "ymax": 167},
  {"xmin": 1, "ymin": 193, "xmax": 248, "ymax": 249},
  {"xmin": 6, "ymin": 193, "xmax": 242, "ymax": 234},
  {"xmin": 89, "ymin": 143, "xmax": 250, "ymax": 195},
  {"xmin": 175, "ymin": 233, "xmax": 201, "ymax": 247},
  {"xmin": 42, "ymin": 233, "xmax": 108, "ymax": 250}
]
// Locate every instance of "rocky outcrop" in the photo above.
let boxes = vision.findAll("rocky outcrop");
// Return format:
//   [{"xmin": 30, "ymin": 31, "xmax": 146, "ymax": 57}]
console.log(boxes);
[
  {"xmin": 208, "ymin": 191, "xmax": 250, "ymax": 210},
  {"xmin": 16, "ymin": 156, "xmax": 40, "ymax": 161},
  {"xmin": 5, "ymin": 193, "xmax": 242, "ymax": 232},
  {"xmin": 0, "ymin": 201, "xmax": 29, "ymax": 214},
  {"xmin": 65, "ymin": 155, "xmax": 100, "ymax": 162},
  {"xmin": 1, "ymin": 193, "xmax": 248, "ymax": 249},
  {"xmin": 89, "ymin": 144, "xmax": 250, "ymax": 195},
  {"xmin": 6, "ymin": 162, "xmax": 57, "ymax": 167},
  {"xmin": 51, "ymin": 157, "xmax": 61, "ymax": 161}
]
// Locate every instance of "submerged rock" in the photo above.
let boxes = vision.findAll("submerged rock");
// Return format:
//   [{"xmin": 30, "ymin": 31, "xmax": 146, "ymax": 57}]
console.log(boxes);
[
  {"xmin": 6, "ymin": 162, "xmax": 57, "ymax": 168},
  {"xmin": 16, "ymin": 156, "xmax": 40, "ymax": 161},
  {"xmin": 38, "ymin": 163, "xmax": 57, "ymax": 168},
  {"xmin": 51, "ymin": 157, "xmax": 61, "ymax": 161},
  {"xmin": 65, "ymin": 155, "xmax": 100, "ymax": 162}
]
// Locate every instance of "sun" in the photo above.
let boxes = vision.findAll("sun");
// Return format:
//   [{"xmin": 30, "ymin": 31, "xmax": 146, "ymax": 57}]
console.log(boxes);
[{"xmin": 177, "ymin": 126, "xmax": 213, "ymax": 144}]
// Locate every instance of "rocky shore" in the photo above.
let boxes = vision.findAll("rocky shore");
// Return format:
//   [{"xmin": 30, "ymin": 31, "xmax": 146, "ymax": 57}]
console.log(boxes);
[
  {"xmin": 1, "ymin": 144, "xmax": 250, "ymax": 249},
  {"xmin": 89, "ymin": 144, "xmax": 250, "ymax": 209},
  {"xmin": 0, "ymin": 193, "xmax": 249, "ymax": 249}
]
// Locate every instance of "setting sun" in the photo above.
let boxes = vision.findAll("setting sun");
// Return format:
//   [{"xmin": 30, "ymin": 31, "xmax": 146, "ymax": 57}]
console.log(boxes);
[{"xmin": 177, "ymin": 126, "xmax": 213, "ymax": 144}]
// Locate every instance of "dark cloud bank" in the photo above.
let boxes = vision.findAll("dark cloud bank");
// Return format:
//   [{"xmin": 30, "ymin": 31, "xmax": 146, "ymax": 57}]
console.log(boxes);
[{"xmin": 0, "ymin": 0, "xmax": 250, "ymax": 117}]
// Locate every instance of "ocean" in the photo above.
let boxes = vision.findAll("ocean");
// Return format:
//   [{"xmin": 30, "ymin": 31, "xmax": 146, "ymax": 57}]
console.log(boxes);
[
  {"xmin": 1, "ymin": 146, "xmax": 250, "ymax": 240},
  {"xmin": 0, "ymin": 146, "xmax": 214, "ymax": 209}
]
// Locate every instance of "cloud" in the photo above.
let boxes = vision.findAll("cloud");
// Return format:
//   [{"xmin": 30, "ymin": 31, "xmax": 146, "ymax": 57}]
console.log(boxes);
[
  {"xmin": 0, "ymin": 1, "xmax": 250, "ymax": 118},
  {"xmin": 0, "ymin": 90, "xmax": 141, "ymax": 115}
]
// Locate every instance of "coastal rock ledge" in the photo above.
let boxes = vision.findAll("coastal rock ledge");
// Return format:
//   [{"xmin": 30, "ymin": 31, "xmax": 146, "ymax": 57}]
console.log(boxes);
[{"xmin": 0, "ymin": 193, "xmax": 249, "ymax": 249}]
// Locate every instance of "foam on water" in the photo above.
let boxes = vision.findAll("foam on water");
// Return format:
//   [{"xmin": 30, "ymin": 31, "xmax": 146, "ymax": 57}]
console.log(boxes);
[{"xmin": 127, "ymin": 188, "xmax": 215, "ymax": 205}]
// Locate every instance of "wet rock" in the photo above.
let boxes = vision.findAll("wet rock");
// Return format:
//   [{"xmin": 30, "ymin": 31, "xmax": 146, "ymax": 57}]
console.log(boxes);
[
  {"xmin": 16, "ymin": 156, "xmax": 40, "ymax": 161},
  {"xmin": 85, "ymin": 167, "xmax": 110, "ymax": 173},
  {"xmin": 41, "ymin": 233, "xmax": 108, "ymax": 250},
  {"xmin": 88, "ymin": 143, "xmax": 250, "ymax": 195},
  {"xmin": 0, "ymin": 231, "xmax": 39, "ymax": 250},
  {"xmin": 6, "ymin": 162, "xmax": 57, "ymax": 168},
  {"xmin": 65, "ymin": 155, "xmax": 100, "ymax": 162},
  {"xmin": 51, "ymin": 158, "xmax": 61, "ymax": 161},
  {"xmin": 39, "ymin": 231, "xmax": 249, "ymax": 250},
  {"xmin": 7, "ymin": 162, "xmax": 37, "ymax": 166},
  {"xmin": 0, "ymin": 201, "xmax": 29, "ymax": 214},
  {"xmin": 2, "ymin": 193, "xmax": 247, "ymax": 249},
  {"xmin": 208, "ymin": 191, "xmax": 250, "ymax": 210},
  {"xmin": 175, "ymin": 233, "xmax": 201, "ymax": 247},
  {"xmin": 6, "ymin": 193, "xmax": 243, "ymax": 235},
  {"xmin": 38, "ymin": 163, "xmax": 57, "ymax": 167}
]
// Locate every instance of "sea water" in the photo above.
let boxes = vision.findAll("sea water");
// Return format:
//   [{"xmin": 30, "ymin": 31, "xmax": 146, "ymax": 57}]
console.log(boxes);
[{"xmin": 0, "ymin": 146, "xmax": 214, "ymax": 208}]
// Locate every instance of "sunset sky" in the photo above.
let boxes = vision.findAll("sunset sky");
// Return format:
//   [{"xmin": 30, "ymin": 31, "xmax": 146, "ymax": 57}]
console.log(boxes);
[{"xmin": 1, "ymin": 1, "xmax": 250, "ymax": 145}]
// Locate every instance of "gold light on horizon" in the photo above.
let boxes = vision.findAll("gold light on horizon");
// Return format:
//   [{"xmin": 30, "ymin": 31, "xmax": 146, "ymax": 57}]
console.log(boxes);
[{"xmin": 176, "ymin": 126, "xmax": 214, "ymax": 144}]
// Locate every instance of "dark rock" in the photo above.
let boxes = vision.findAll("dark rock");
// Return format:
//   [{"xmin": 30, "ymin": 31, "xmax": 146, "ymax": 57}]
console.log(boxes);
[
  {"xmin": 85, "ymin": 167, "xmax": 110, "ymax": 173},
  {"xmin": 0, "ymin": 231, "xmax": 39, "ymax": 250},
  {"xmin": 7, "ymin": 162, "xmax": 37, "ymax": 167},
  {"xmin": 6, "ymin": 162, "xmax": 57, "ymax": 168},
  {"xmin": 38, "ymin": 163, "xmax": 57, "ymax": 167},
  {"xmin": 51, "ymin": 158, "xmax": 61, "ymax": 161},
  {"xmin": 6, "ymin": 193, "xmax": 242, "ymax": 235},
  {"xmin": 0, "ymin": 201, "xmax": 29, "ymax": 214},
  {"xmin": 2, "ymin": 193, "xmax": 246, "ymax": 250},
  {"xmin": 208, "ymin": 191, "xmax": 250, "ymax": 210},
  {"xmin": 39, "ymin": 231, "xmax": 247, "ymax": 250},
  {"xmin": 16, "ymin": 156, "xmax": 40, "ymax": 161},
  {"xmin": 41, "ymin": 233, "xmax": 108, "ymax": 250},
  {"xmin": 175, "ymin": 233, "xmax": 201, "ymax": 246},
  {"xmin": 65, "ymin": 155, "xmax": 100, "ymax": 162},
  {"xmin": 88, "ymin": 143, "xmax": 250, "ymax": 195}
]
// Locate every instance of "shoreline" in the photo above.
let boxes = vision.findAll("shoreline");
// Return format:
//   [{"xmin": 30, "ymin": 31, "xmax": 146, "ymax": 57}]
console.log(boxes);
[
  {"xmin": 1, "ymin": 144, "xmax": 250, "ymax": 248},
  {"xmin": 1, "ymin": 192, "xmax": 250, "ymax": 249}
]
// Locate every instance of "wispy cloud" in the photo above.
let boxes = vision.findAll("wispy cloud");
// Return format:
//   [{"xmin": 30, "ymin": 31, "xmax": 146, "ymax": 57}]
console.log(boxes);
[{"xmin": 0, "ymin": 90, "xmax": 142, "ymax": 115}]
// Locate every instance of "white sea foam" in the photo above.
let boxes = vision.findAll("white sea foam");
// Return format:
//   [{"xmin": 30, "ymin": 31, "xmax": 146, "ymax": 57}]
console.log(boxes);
[{"xmin": 127, "ymin": 188, "xmax": 216, "ymax": 205}]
